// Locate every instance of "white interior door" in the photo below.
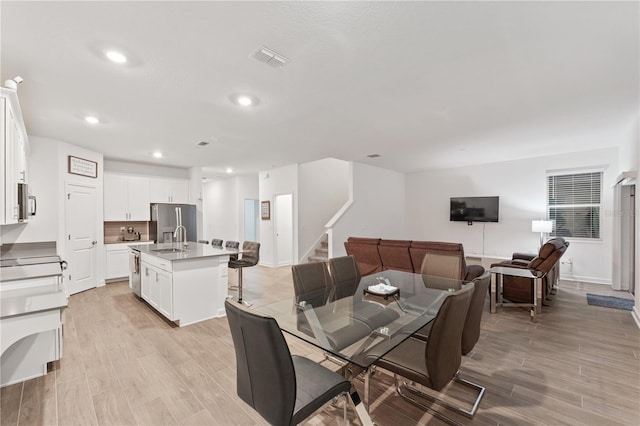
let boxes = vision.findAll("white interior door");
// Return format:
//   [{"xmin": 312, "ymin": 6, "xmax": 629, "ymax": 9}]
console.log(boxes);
[
  {"xmin": 65, "ymin": 183, "xmax": 97, "ymax": 295},
  {"xmin": 275, "ymin": 194, "xmax": 293, "ymax": 266}
]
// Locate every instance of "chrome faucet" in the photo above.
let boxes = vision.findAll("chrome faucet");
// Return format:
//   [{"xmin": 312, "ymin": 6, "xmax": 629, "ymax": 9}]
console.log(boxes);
[{"xmin": 174, "ymin": 225, "xmax": 188, "ymax": 247}]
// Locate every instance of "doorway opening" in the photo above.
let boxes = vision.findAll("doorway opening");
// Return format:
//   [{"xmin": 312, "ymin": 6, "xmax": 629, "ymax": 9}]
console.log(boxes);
[{"xmin": 244, "ymin": 199, "xmax": 259, "ymax": 242}]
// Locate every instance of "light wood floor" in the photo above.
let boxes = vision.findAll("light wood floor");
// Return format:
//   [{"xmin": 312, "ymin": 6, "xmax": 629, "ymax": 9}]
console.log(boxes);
[{"xmin": 1, "ymin": 266, "xmax": 639, "ymax": 426}]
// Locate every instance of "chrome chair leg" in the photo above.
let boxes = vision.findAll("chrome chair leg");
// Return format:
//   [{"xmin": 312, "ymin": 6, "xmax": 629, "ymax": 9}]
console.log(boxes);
[
  {"xmin": 393, "ymin": 371, "xmax": 485, "ymax": 422},
  {"xmin": 343, "ymin": 392, "xmax": 348, "ymax": 424},
  {"xmin": 236, "ymin": 268, "xmax": 252, "ymax": 307},
  {"xmin": 394, "ymin": 375, "xmax": 463, "ymax": 426}
]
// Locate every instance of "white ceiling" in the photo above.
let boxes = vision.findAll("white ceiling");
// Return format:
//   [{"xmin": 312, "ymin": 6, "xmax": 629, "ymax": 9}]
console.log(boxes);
[{"xmin": 1, "ymin": 1, "xmax": 638, "ymax": 178}]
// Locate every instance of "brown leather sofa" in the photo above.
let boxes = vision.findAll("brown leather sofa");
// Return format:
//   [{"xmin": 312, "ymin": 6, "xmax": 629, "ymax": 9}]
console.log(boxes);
[
  {"xmin": 342, "ymin": 237, "xmax": 383, "ymax": 276},
  {"xmin": 491, "ymin": 237, "xmax": 569, "ymax": 303},
  {"xmin": 344, "ymin": 237, "xmax": 485, "ymax": 281}
]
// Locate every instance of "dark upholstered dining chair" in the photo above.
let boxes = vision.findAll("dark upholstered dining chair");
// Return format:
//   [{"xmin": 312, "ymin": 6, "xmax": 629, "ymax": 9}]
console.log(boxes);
[
  {"xmin": 327, "ymin": 255, "xmax": 361, "ymax": 300},
  {"xmin": 224, "ymin": 301, "xmax": 351, "ymax": 426},
  {"xmin": 461, "ymin": 272, "xmax": 490, "ymax": 356},
  {"xmin": 228, "ymin": 241, "xmax": 260, "ymax": 307},
  {"xmin": 291, "ymin": 261, "xmax": 332, "ymax": 307},
  {"xmin": 290, "ymin": 261, "xmax": 398, "ymax": 351},
  {"xmin": 290, "ymin": 262, "xmax": 371, "ymax": 351},
  {"xmin": 371, "ymin": 283, "xmax": 484, "ymax": 423}
]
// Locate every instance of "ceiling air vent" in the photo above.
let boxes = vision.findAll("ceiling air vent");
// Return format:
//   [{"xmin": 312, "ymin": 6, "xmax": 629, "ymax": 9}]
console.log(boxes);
[
  {"xmin": 367, "ymin": 154, "xmax": 381, "ymax": 158},
  {"xmin": 251, "ymin": 46, "xmax": 289, "ymax": 68},
  {"xmin": 196, "ymin": 141, "xmax": 210, "ymax": 147}
]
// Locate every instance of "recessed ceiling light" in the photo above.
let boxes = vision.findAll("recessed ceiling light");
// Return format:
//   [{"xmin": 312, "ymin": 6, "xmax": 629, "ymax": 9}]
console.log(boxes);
[
  {"xmin": 152, "ymin": 151, "xmax": 163, "ymax": 158},
  {"xmin": 226, "ymin": 167, "xmax": 233, "ymax": 174},
  {"xmin": 105, "ymin": 50, "xmax": 127, "ymax": 64},
  {"xmin": 238, "ymin": 96, "xmax": 252, "ymax": 106},
  {"xmin": 230, "ymin": 94, "xmax": 259, "ymax": 107},
  {"xmin": 84, "ymin": 116, "xmax": 100, "ymax": 124}
]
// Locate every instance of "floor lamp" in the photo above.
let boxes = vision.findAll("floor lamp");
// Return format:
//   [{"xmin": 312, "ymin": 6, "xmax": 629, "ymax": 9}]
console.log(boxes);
[{"xmin": 531, "ymin": 220, "xmax": 553, "ymax": 247}]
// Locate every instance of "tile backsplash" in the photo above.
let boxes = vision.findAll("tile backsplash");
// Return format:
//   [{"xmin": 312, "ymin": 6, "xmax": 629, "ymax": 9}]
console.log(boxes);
[{"xmin": 104, "ymin": 221, "xmax": 150, "ymax": 244}]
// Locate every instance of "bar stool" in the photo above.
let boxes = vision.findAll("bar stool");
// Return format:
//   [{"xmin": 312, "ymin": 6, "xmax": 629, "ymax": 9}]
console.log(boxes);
[
  {"xmin": 211, "ymin": 239, "xmax": 223, "ymax": 248},
  {"xmin": 225, "ymin": 241, "xmax": 241, "ymax": 298},
  {"xmin": 228, "ymin": 241, "xmax": 260, "ymax": 307},
  {"xmin": 225, "ymin": 240, "xmax": 239, "ymax": 261}
]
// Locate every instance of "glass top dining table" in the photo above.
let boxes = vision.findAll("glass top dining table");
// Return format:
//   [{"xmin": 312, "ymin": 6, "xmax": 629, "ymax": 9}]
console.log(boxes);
[{"xmin": 255, "ymin": 269, "xmax": 470, "ymax": 370}]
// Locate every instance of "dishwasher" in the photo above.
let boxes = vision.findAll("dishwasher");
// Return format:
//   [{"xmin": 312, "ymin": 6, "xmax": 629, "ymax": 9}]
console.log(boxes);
[{"xmin": 129, "ymin": 248, "xmax": 141, "ymax": 297}]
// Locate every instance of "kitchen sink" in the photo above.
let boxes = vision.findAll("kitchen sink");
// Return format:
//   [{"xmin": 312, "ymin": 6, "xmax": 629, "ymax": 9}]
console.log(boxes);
[{"xmin": 152, "ymin": 248, "xmax": 186, "ymax": 254}]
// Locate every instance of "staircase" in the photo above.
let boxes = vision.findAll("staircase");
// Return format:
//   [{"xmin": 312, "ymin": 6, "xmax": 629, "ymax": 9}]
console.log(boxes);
[{"xmin": 307, "ymin": 237, "xmax": 329, "ymax": 263}]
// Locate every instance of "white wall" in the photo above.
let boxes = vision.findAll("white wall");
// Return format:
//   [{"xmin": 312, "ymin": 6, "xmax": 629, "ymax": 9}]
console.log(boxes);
[
  {"xmin": 103, "ymin": 159, "xmax": 189, "ymax": 178},
  {"xmin": 331, "ymin": 162, "xmax": 407, "ymax": 257},
  {"xmin": 188, "ymin": 167, "xmax": 204, "ymax": 241},
  {"xmin": 298, "ymin": 158, "xmax": 349, "ymax": 262},
  {"xmin": 621, "ymin": 114, "xmax": 640, "ymax": 325},
  {"xmin": 202, "ymin": 174, "xmax": 258, "ymax": 244},
  {"xmin": 619, "ymin": 116, "xmax": 639, "ymax": 173},
  {"xmin": 406, "ymin": 147, "xmax": 618, "ymax": 284},
  {"xmin": 258, "ymin": 165, "xmax": 298, "ymax": 267}
]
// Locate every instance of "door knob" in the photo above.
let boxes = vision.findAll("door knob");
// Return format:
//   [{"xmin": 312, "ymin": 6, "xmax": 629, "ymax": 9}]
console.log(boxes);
[{"xmin": 92, "ymin": 240, "xmax": 97, "ymax": 245}]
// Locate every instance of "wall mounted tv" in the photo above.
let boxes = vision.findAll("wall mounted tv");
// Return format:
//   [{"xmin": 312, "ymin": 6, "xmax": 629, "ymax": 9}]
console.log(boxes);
[{"xmin": 450, "ymin": 196, "xmax": 499, "ymax": 223}]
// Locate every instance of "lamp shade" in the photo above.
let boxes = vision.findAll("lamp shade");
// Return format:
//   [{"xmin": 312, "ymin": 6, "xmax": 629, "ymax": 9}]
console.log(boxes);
[{"xmin": 531, "ymin": 220, "xmax": 553, "ymax": 233}]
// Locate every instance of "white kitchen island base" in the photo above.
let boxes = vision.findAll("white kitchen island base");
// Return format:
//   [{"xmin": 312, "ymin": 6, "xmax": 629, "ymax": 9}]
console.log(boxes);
[
  {"xmin": 138, "ymin": 243, "xmax": 234, "ymax": 327},
  {"xmin": 172, "ymin": 256, "xmax": 229, "ymax": 325}
]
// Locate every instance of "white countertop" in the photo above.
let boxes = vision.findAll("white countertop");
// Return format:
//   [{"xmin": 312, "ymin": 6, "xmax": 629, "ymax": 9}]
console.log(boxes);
[
  {"xmin": 1, "ymin": 284, "xmax": 67, "ymax": 319},
  {"xmin": 135, "ymin": 242, "xmax": 240, "ymax": 261}
]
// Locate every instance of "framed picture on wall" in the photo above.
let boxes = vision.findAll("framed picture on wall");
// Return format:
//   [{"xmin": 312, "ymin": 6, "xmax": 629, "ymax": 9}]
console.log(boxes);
[
  {"xmin": 68, "ymin": 156, "xmax": 98, "ymax": 178},
  {"xmin": 261, "ymin": 201, "xmax": 270, "ymax": 220}
]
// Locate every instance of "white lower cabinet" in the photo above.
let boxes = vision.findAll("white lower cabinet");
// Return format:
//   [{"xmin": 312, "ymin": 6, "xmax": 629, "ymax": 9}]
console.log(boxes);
[
  {"xmin": 141, "ymin": 254, "xmax": 174, "ymax": 321},
  {"xmin": 106, "ymin": 242, "xmax": 153, "ymax": 281},
  {"xmin": 139, "ymin": 253, "xmax": 228, "ymax": 326},
  {"xmin": 106, "ymin": 247, "xmax": 130, "ymax": 280}
]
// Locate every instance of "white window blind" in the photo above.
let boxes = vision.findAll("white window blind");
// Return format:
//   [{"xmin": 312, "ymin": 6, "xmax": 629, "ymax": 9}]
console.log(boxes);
[{"xmin": 547, "ymin": 171, "xmax": 602, "ymax": 239}]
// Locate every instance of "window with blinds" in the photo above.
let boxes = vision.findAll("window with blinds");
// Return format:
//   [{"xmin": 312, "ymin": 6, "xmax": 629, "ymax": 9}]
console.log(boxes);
[{"xmin": 547, "ymin": 171, "xmax": 602, "ymax": 239}]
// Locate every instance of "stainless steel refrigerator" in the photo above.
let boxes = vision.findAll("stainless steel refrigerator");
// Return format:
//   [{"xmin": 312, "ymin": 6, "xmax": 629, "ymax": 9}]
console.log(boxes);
[{"xmin": 149, "ymin": 203, "xmax": 197, "ymax": 243}]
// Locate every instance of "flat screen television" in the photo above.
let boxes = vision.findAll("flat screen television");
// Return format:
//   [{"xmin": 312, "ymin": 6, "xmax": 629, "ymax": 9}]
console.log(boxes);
[{"xmin": 450, "ymin": 196, "xmax": 499, "ymax": 223}]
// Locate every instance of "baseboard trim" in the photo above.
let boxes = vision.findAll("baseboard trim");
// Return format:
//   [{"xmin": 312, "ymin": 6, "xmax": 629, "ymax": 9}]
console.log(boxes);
[
  {"xmin": 560, "ymin": 276, "xmax": 611, "ymax": 285},
  {"xmin": 632, "ymin": 307, "xmax": 640, "ymax": 330}
]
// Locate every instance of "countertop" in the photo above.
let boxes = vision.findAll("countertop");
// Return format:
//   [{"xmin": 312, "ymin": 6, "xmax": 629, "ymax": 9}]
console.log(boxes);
[
  {"xmin": 1, "ymin": 284, "xmax": 67, "ymax": 319},
  {"xmin": 136, "ymin": 242, "xmax": 240, "ymax": 261},
  {"xmin": 105, "ymin": 240, "xmax": 153, "ymax": 245}
]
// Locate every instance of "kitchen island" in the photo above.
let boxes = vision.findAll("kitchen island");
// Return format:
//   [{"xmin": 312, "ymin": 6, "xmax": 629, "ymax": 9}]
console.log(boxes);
[{"xmin": 135, "ymin": 242, "xmax": 238, "ymax": 327}]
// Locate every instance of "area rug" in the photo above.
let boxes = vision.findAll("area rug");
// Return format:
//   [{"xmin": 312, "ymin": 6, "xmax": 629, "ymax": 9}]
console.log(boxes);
[{"xmin": 586, "ymin": 294, "xmax": 634, "ymax": 311}]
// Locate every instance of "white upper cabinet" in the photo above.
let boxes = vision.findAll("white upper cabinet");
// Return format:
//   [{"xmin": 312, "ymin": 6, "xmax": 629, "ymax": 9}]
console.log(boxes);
[
  {"xmin": 1, "ymin": 88, "xmax": 29, "ymax": 225},
  {"xmin": 104, "ymin": 173, "xmax": 150, "ymax": 221},
  {"xmin": 149, "ymin": 177, "xmax": 189, "ymax": 204}
]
